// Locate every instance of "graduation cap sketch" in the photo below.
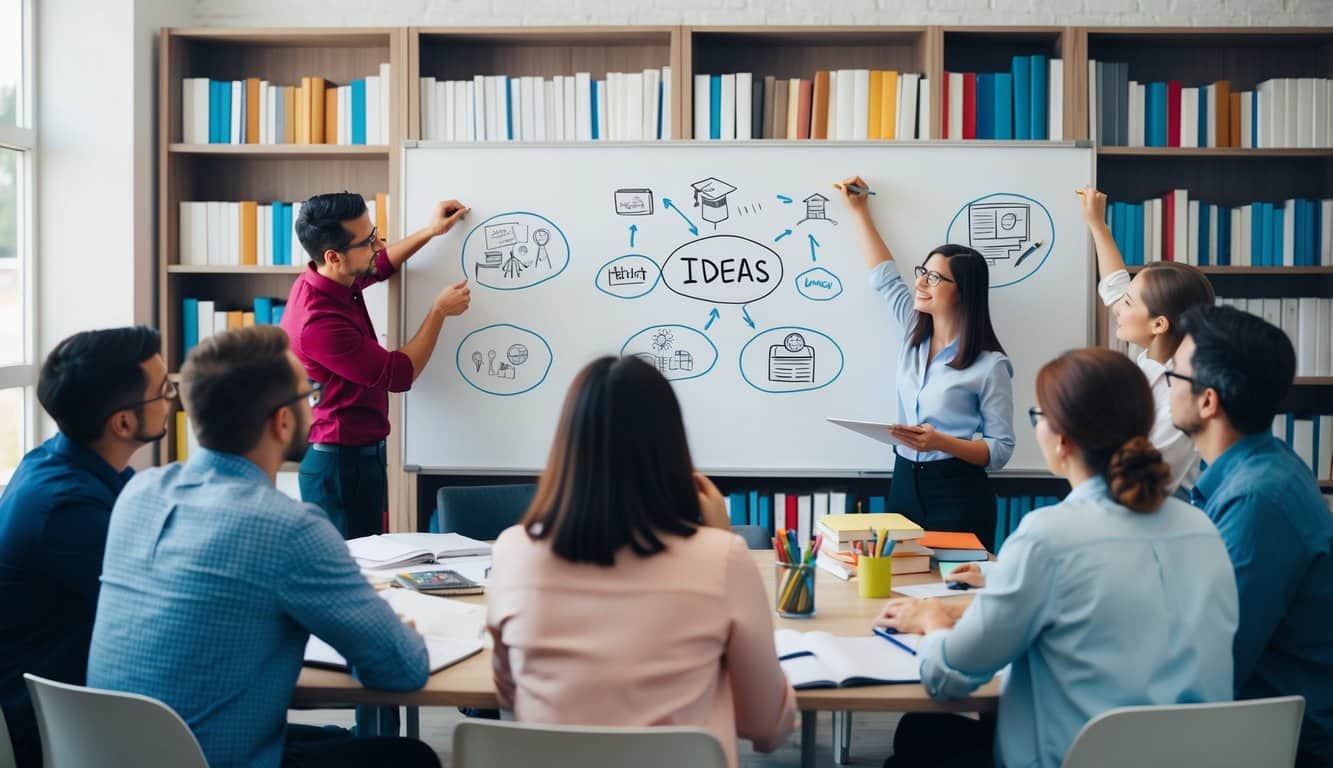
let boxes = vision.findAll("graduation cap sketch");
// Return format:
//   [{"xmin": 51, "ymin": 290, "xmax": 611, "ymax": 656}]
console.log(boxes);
[
  {"xmin": 796, "ymin": 192, "xmax": 837, "ymax": 226},
  {"xmin": 691, "ymin": 177, "xmax": 738, "ymax": 229}
]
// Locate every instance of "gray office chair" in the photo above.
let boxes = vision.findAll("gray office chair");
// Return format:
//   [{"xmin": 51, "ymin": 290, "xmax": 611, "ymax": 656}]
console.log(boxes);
[
  {"xmin": 453, "ymin": 720, "xmax": 726, "ymax": 768},
  {"xmin": 1061, "ymin": 695, "xmax": 1305, "ymax": 768},
  {"xmin": 0, "ymin": 703, "xmax": 15, "ymax": 768},
  {"xmin": 25, "ymin": 673, "xmax": 209, "ymax": 768},
  {"xmin": 433, "ymin": 483, "xmax": 537, "ymax": 540},
  {"xmin": 732, "ymin": 524, "xmax": 773, "ymax": 550}
]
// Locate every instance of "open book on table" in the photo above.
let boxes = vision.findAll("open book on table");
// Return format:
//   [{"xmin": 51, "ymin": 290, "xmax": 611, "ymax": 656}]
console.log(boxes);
[
  {"xmin": 346, "ymin": 532, "xmax": 492, "ymax": 570},
  {"xmin": 303, "ymin": 588, "xmax": 486, "ymax": 674},
  {"xmin": 774, "ymin": 629, "xmax": 923, "ymax": 689}
]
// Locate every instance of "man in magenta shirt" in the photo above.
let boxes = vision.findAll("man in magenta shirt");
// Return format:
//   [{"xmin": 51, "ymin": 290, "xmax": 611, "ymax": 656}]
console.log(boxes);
[{"xmin": 281, "ymin": 192, "xmax": 471, "ymax": 539}]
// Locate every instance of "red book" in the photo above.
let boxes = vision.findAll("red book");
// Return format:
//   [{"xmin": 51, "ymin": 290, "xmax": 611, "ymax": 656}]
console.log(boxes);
[
  {"xmin": 941, "ymin": 72, "xmax": 950, "ymax": 139},
  {"xmin": 1166, "ymin": 80, "xmax": 1182, "ymax": 148},
  {"xmin": 796, "ymin": 79, "xmax": 814, "ymax": 139},
  {"xmin": 785, "ymin": 495, "xmax": 798, "ymax": 531},
  {"xmin": 962, "ymin": 72, "xmax": 977, "ymax": 140},
  {"xmin": 1162, "ymin": 192, "xmax": 1175, "ymax": 262}
]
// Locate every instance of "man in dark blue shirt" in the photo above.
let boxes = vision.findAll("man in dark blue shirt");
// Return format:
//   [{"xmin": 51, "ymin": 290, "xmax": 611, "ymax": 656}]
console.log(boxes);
[
  {"xmin": 1172, "ymin": 306, "xmax": 1333, "ymax": 768},
  {"xmin": 0, "ymin": 326, "xmax": 171, "ymax": 767}
]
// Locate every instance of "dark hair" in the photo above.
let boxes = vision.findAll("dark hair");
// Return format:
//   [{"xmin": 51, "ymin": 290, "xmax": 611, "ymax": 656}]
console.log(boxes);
[
  {"xmin": 907, "ymin": 244, "xmax": 1006, "ymax": 369},
  {"xmin": 181, "ymin": 326, "xmax": 302, "ymax": 455},
  {"xmin": 1036, "ymin": 348, "xmax": 1170, "ymax": 513},
  {"xmin": 37, "ymin": 326, "xmax": 161, "ymax": 443},
  {"xmin": 1136, "ymin": 263, "xmax": 1215, "ymax": 350},
  {"xmin": 521, "ymin": 356, "xmax": 701, "ymax": 566},
  {"xmin": 1178, "ymin": 305, "xmax": 1295, "ymax": 435},
  {"xmin": 296, "ymin": 192, "xmax": 368, "ymax": 265}
]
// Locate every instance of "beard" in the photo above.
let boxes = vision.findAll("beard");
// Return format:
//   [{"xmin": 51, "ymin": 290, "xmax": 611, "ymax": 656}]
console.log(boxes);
[
  {"xmin": 284, "ymin": 407, "xmax": 311, "ymax": 463},
  {"xmin": 132, "ymin": 407, "xmax": 168, "ymax": 443}
]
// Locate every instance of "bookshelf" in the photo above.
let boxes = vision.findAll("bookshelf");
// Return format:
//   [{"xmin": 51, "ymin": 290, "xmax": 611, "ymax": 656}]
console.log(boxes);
[{"xmin": 158, "ymin": 25, "xmax": 1333, "ymax": 532}]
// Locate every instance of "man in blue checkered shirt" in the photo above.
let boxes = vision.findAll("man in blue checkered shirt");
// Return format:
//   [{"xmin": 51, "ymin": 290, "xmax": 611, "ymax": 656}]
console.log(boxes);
[{"xmin": 88, "ymin": 326, "xmax": 440, "ymax": 768}]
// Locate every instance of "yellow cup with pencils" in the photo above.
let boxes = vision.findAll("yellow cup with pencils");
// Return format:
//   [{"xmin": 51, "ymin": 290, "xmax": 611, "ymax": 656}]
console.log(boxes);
[
  {"xmin": 857, "ymin": 555, "xmax": 894, "ymax": 598},
  {"xmin": 775, "ymin": 562, "xmax": 816, "ymax": 618}
]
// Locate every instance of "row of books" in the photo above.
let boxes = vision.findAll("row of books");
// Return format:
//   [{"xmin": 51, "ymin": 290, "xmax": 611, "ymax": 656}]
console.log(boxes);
[
  {"xmin": 181, "ymin": 67, "xmax": 392, "ymax": 145},
  {"xmin": 993, "ymin": 495, "xmax": 1063, "ymax": 552},
  {"xmin": 1104, "ymin": 193, "xmax": 1333, "ymax": 267},
  {"xmin": 420, "ymin": 68, "xmax": 673, "ymax": 142},
  {"xmin": 1089, "ymin": 66, "xmax": 1333, "ymax": 148},
  {"xmin": 1272, "ymin": 413, "xmax": 1333, "ymax": 483},
  {"xmin": 177, "ymin": 194, "xmax": 389, "ymax": 268},
  {"xmin": 1215, "ymin": 297, "xmax": 1333, "ymax": 378},
  {"xmin": 692, "ymin": 70, "xmax": 927, "ymax": 141},
  {"xmin": 941, "ymin": 56, "xmax": 1065, "ymax": 141},
  {"xmin": 180, "ymin": 297, "xmax": 288, "ymax": 359}
]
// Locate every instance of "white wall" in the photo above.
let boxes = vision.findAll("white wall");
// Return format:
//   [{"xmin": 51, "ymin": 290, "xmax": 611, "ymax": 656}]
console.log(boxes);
[{"xmin": 193, "ymin": 0, "xmax": 1332, "ymax": 28}]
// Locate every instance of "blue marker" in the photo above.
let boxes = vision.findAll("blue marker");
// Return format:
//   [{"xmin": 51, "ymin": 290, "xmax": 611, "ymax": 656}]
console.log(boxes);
[{"xmin": 872, "ymin": 627, "xmax": 918, "ymax": 656}]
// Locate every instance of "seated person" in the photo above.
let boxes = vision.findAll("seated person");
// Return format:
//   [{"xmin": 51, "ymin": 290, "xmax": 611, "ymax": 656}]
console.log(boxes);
[
  {"xmin": 486, "ymin": 355, "xmax": 797, "ymax": 768},
  {"xmin": 0, "ymin": 326, "xmax": 169, "ymax": 767},
  {"xmin": 87, "ymin": 326, "xmax": 439, "ymax": 768},
  {"xmin": 1171, "ymin": 305, "xmax": 1333, "ymax": 767},
  {"xmin": 879, "ymin": 347, "xmax": 1238, "ymax": 768}
]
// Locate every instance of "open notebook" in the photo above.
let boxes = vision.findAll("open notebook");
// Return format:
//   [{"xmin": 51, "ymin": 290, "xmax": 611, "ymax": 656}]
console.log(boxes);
[
  {"xmin": 774, "ymin": 629, "xmax": 923, "ymax": 689},
  {"xmin": 303, "ymin": 588, "xmax": 486, "ymax": 674},
  {"xmin": 346, "ymin": 532, "xmax": 492, "ymax": 570}
]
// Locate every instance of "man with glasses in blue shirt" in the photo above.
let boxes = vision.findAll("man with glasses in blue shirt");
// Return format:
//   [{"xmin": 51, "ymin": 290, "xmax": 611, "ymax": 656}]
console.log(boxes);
[
  {"xmin": 1170, "ymin": 305, "xmax": 1333, "ymax": 768},
  {"xmin": 0, "ymin": 326, "xmax": 170, "ymax": 768}
]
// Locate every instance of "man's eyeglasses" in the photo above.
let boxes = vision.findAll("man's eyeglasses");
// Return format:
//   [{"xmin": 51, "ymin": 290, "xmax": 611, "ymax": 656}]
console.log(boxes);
[
  {"xmin": 1163, "ymin": 371, "xmax": 1200, "ymax": 389},
  {"xmin": 1028, "ymin": 406, "xmax": 1044, "ymax": 428},
  {"xmin": 272, "ymin": 381, "xmax": 323, "ymax": 414},
  {"xmin": 111, "ymin": 379, "xmax": 178, "ymax": 414},
  {"xmin": 341, "ymin": 227, "xmax": 381, "ymax": 253},
  {"xmin": 914, "ymin": 265, "xmax": 955, "ymax": 286}
]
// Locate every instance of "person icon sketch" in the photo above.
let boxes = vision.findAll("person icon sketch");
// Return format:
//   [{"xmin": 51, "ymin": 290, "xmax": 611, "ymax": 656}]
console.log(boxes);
[{"xmin": 533, "ymin": 228, "xmax": 552, "ymax": 271}]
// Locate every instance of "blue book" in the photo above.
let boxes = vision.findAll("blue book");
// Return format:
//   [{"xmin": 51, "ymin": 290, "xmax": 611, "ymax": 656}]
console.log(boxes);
[
  {"xmin": 1285, "ymin": 414, "xmax": 1295, "ymax": 447},
  {"xmin": 271, "ymin": 304, "xmax": 285, "ymax": 327},
  {"xmin": 281, "ymin": 202, "xmax": 293, "ymax": 266},
  {"xmin": 351, "ymin": 80, "xmax": 366, "ymax": 145},
  {"xmin": 1198, "ymin": 204, "xmax": 1211, "ymax": 266},
  {"xmin": 976, "ymin": 73, "xmax": 993, "ymax": 139},
  {"xmin": 254, "ymin": 297, "xmax": 273, "ymax": 325},
  {"xmin": 709, "ymin": 75, "xmax": 721, "ymax": 140},
  {"xmin": 993, "ymin": 73, "xmax": 1014, "ymax": 140},
  {"xmin": 1148, "ymin": 83, "xmax": 1169, "ymax": 147},
  {"xmin": 656, "ymin": 81, "xmax": 664, "ymax": 140},
  {"xmin": 1295, "ymin": 200, "xmax": 1307, "ymax": 266},
  {"xmin": 182, "ymin": 298, "xmax": 199, "ymax": 358},
  {"xmin": 590, "ymin": 80, "xmax": 600, "ymax": 140},
  {"xmin": 222, "ymin": 81, "xmax": 233, "ymax": 143},
  {"xmin": 1251, "ymin": 92, "xmax": 1259, "ymax": 148},
  {"xmin": 728, "ymin": 492, "xmax": 747, "ymax": 526},
  {"xmin": 1217, "ymin": 206, "xmax": 1231, "ymax": 266},
  {"xmin": 868, "ymin": 496, "xmax": 887, "ymax": 514},
  {"xmin": 748, "ymin": 490, "xmax": 759, "ymax": 527},
  {"xmin": 1313, "ymin": 200, "xmax": 1323, "ymax": 269},
  {"xmin": 1261, "ymin": 203, "xmax": 1275, "ymax": 267},
  {"xmin": 1012, "ymin": 56, "xmax": 1032, "ymax": 140},
  {"xmin": 1029, "ymin": 55, "xmax": 1048, "ymax": 140},
  {"xmin": 758, "ymin": 496, "xmax": 772, "ymax": 533},
  {"xmin": 1198, "ymin": 87, "xmax": 1208, "ymax": 148},
  {"xmin": 207, "ymin": 81, "xmax": 219, "ymax": 143}
]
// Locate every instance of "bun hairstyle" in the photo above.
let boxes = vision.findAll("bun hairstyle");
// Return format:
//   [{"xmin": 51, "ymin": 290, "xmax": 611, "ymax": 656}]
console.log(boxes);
[{"xmin": 1035, "ymin": 348, "xmax": 1171, "ymax": 513}]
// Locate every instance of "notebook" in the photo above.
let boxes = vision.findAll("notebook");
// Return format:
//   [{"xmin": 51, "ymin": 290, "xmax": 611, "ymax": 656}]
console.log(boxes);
[
  {"xmin": 815, "ymin": 513, "xmax": 924, "ymax": 543},
  {"xmin": 303, "ymin": 588, "xmax": 485, "ymax": 673},
  {"xmin": 918, "ymin": 531, "xmax": 989, "ymax": 561},
  {"xmin": 774, "ymin": 629, "xmax": 922, "ymax": 689},
  {"xmin": 346, "ymin": 532, "xmax": 492, "ymax": 569},
  {"xmin": 395, "ymin": 569, "xmax": 484, "ymax": 596}
]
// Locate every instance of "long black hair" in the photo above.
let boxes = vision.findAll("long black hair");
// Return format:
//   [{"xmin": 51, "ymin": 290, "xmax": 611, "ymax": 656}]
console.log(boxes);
[{"xmin": 906, "ymin": 244, "xmax": 1006, "ymax": 369}]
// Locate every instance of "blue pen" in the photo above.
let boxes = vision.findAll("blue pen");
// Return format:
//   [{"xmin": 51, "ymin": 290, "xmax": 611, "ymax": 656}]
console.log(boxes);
[
  {"xmin": 884, "ymin": 539, "xmax": 896, "ymax": 557},
  {"xmin": 872, "ymin": 627, "xmax": 918, "ymax": 656}
]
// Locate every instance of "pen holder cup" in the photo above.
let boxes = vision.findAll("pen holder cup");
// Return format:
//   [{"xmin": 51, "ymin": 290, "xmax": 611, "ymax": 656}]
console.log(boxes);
[
  {"xmin": 858, "ymin": 556, "xmax": 894, "ymax": 599},
  {"xmin": 775, "ymin": 562, "xmax": 816, "ymax": 618}
]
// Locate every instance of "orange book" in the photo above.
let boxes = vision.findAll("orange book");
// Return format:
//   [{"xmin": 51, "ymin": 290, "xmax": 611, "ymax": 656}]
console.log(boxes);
[
  {"xmin": 796, "ymin": 79, "xmax": 813, "ymax": 140},
  {"xmin": 242, "ymin": 312, "xmax": 256, "ymax": 328},
  {"xmin": 239, "ymin": 201, "xmax": 257, "ymax": 266},
  {"xmin": 811, "ymin": 71, "xmax": 831, "ymax": 140},
  {"xmin": 284, "ymin": 87, "xmax": 297, "ymax": 144},
  {"xmin": 1229, "ymin": 92, "xmax": 1242, "ymax": 148},
  {"xmin": 1214, "ymin": 80, "xmax": 1231, "ymax": 148},
  {"xmin": 226, "ymin": 310, "xmax": 243, "ymax": 329},
  {"xmin": 310, "ymin": 78, "xmax": 327, "ymax": 144},
  {"xmin": 881, "ymin": 71, "xmax": 899, "ymax": 140},
  {"xmin": 918, "ymin": 531, "xmax": 985, "ymax": 551},
  {"xmin": 326, "ymin": 85, "xmax": 339, "ymax": 145},
  {"xmin": 868, "ymin": 71, "xmax": 884, "ymax": 139},
  {"xmin": 375, "ymin": 192, "xmax": 388, "ymax": 237},
  {"xmin": 297, "ymin": 78, "xmax": 311, "ymax": 143},
  {"xmin": 245, "ymin": 78, "xmax": 260, "ymax": 144}
]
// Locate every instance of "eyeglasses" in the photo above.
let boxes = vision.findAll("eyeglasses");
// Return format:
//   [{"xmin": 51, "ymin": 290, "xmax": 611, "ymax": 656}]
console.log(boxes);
[
  {"xmin": 1163, "ymin": 370, "xmax": 1200, "ymax": 389},
  {"xmin": 341, "ymin": 227, "xmax": 381, "ymax": 253},
  {"xmin": 271, "ymin": 381, "xmax": 323, "ymax": 414},
  {"xmin": 111, "ymin": 378, "xmax": 178, "ymax": 414},
  {"xmin": 913, "ymin": 265, "xmax": 955, "ymax": 286},
  {"xmin": 1028, "ymin": 406, "xmax": 1044, "ymax": 428}
]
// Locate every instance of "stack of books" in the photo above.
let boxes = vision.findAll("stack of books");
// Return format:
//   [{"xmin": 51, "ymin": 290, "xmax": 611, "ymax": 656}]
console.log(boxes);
[{"xmin": 814, "ymin": 513, "xmax": 930, "ymax": 577}]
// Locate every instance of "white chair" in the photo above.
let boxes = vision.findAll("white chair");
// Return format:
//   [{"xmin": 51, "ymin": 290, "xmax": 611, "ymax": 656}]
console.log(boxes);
[
  {"xmin": 0, "ymin": 704, "xmax": 16, "ymax": 768},
  {"xmin": 1061, "ymin": 696, "xmax": 1305, "ymax": 768},
  {"xmin": 453, "ymin": 720, "xmax": 728, "ymax": 768},
  {"xmin": 24, "ymin": 673, "xmax": 209, "ymax": 768}
]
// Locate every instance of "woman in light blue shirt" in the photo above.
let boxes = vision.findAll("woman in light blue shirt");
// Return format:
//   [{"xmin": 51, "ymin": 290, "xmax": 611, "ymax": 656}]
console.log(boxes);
[
  {"xmin": 841, "ymin": 177, "xmax": 1015, "ymax": 551},
  {"xmin": 877, "ymin": 348, "xmax": 1238, "ymax": 768}
]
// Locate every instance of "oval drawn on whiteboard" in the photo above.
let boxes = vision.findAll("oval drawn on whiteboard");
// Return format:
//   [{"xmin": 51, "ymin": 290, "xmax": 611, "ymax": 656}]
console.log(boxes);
[
  {"xmin": 794, "ymin": 267, "xmax": 843, "ymax": 301},
  {"xmin": 595, "ymin": 254, "xmax": 661, "ymax": 300},
  {"xmin": 943, "ymin": 192, "xmax": 1056, "ymax": 289},
  {"xmin": 456, "ymin": 324, "xmax": 553, "ymax": 397},
  {"xmin": 659, "ymin": 234, "xmax": 784, "ymax": 305},
  {"xmin": 738, "ymin": 326, "xmax": 845, "ymax": 394},
  {"xmin": 461, "ymin": 212, "xmax": 571, "ymax": 291},
  {"xmin": 619, "ymin": 324, "xmax": 718, "ymax": 382}
]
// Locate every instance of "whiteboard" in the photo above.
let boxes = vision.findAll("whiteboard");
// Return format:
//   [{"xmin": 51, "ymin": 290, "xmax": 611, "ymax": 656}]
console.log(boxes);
[{"xmin": 400, "ymin": 142, "xmax": 1094, "ymax": 474}]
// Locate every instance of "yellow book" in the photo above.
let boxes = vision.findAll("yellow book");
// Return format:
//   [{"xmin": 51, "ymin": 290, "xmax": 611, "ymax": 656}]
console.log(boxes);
[
  {"xmin": 310, "ymin": 78, "xmax": 327, "ymax": 144},
  {"xmin": 868, "ymin": 71, "xmax": 883, "ymax": 140},
  {"xmin": 245, "ymin": 77, "xmax": 260, "ymax": 144},
  {"xmin": 226, "ymin": 310, "xmax": 243, "ymax": 329},
  {"xmin": 375, "ymin": 192, "xmax": 388, "ymax": 237},
  {"xmin": 297, "ymin": 78, "xmax": 311, "ymax": 144},
  {"xmin": 239, "ymin": 201, "xmax": 257, "ymax": 266},
  {"xmin": 242, "ymin": 312, "xmax": 256, "ymax": 327},
  {"xmin": 881, "ymin": 71, "xmax": 899, "ymax": 140},
  {"xmin": 284, "ymin": 87, "xmax": 297, "ymax": 144},
  {"xmin": 326, "ymin": 86, "xmax": 339, "ymax": 145},
  {"xmin": 815, "ymin": 513, "xmax": 923, "ymax": 541},
  {"xmin": 175, "ymin": 411, "xmax": 188, "ymax": 462}
]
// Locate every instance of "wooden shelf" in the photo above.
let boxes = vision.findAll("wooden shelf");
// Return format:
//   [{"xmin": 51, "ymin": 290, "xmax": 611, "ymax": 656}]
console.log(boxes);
[
  {"xmin": 1320, "ymin": 480, "xmax": 1333, "ymax": 493},
  {"xmin": 1098, "ymin": 147, "xmax": 1333, "ymax": 157},
  {"xmin": 167, "ymin": 265, "xmax": 305, "ymax": 275},
  {"xmin": 169, "ymin": 143, "xmax": 389, "ymax": 156},
  {"xmin": 1294, "ymin": 377, "xmax": 1333, "ymax": 386}
]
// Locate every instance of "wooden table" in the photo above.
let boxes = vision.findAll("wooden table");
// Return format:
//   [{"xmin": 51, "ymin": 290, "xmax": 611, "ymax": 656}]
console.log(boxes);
[{"xmin": 293, "ymin": 550, "xmax": 999, "ymax": 766}]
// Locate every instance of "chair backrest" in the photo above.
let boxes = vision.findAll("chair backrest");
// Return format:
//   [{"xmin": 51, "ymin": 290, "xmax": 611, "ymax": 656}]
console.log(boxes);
[
  {"xmin": 453, "ymin": 720, "xmax": 727, "ymax": 768},
  {"xmin": 433, "ymin": 484, "xmax": 537, "ymax": 540},
  {"xmin": 25, "ymin": 673, "xmax": 209, "ymax": 768},
  {"xmin": 1061, "ymin": 696, "xmax": 1305, "ymax": 768},
  {"xmin": 0, "ymin": 704, "xmax": 15, "ymax": 768},
  {"xmin": 732, "ymin": 524, "xmax": 772, "ymax": 550}
]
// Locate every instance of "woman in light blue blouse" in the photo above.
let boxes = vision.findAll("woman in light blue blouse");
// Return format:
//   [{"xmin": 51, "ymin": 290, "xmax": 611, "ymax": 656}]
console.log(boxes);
[
  {"xmin": 841, "ymin": 177, "xmax": 1015, "ymax": 551},
  {"xmin": 877, "ymin": 348, "xmax": 1238, "ymax": 768}
]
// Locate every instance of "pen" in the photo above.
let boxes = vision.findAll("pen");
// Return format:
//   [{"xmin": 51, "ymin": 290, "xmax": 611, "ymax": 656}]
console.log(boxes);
[
  {"xmin": 833, "ymin": 182, "xmax": 878, "ymax": 196},
  {"xmin": 872, "ymin": 627, "xmax": 918, "ymax": 656},
  {"xmin": 884, "ymin": 538, "xmax": 896, "ymax": 557},
  {"xmin": 1013, "ymin": 240, "xmax": 1044, "ymax": 268}
]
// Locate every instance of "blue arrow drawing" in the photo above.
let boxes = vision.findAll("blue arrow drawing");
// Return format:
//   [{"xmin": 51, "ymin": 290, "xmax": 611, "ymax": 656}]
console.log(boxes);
[
  {"xmin": 776, "ymin": 194, "xmax": 793, "ymax": 204},
  {"xmin": 741, "ymin": 306, "xmax": 755, "ymax": 329},
  {"xmin": 662, "ymin": 198, "xmax": 699, "ymax": 236},
  {"xmin": 808, "ymin": 233, "xmax": 821, "ymax": 262},
  {"xmin": 629, "ymin": 224, "xmax": 638, "ymax": 247},
  {"xmin": 774, "ymin": 229, "xmax": 792, "ymax": 242},
  {"xmin": 704, "ymin": 307, "xmax": 720, "ymax": 331}
]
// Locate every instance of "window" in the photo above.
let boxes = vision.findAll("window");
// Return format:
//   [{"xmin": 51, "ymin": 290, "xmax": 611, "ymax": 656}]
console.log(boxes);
[{"xmin": 0, "ymin": 0, "xmax": 35, "ymax": 485}]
